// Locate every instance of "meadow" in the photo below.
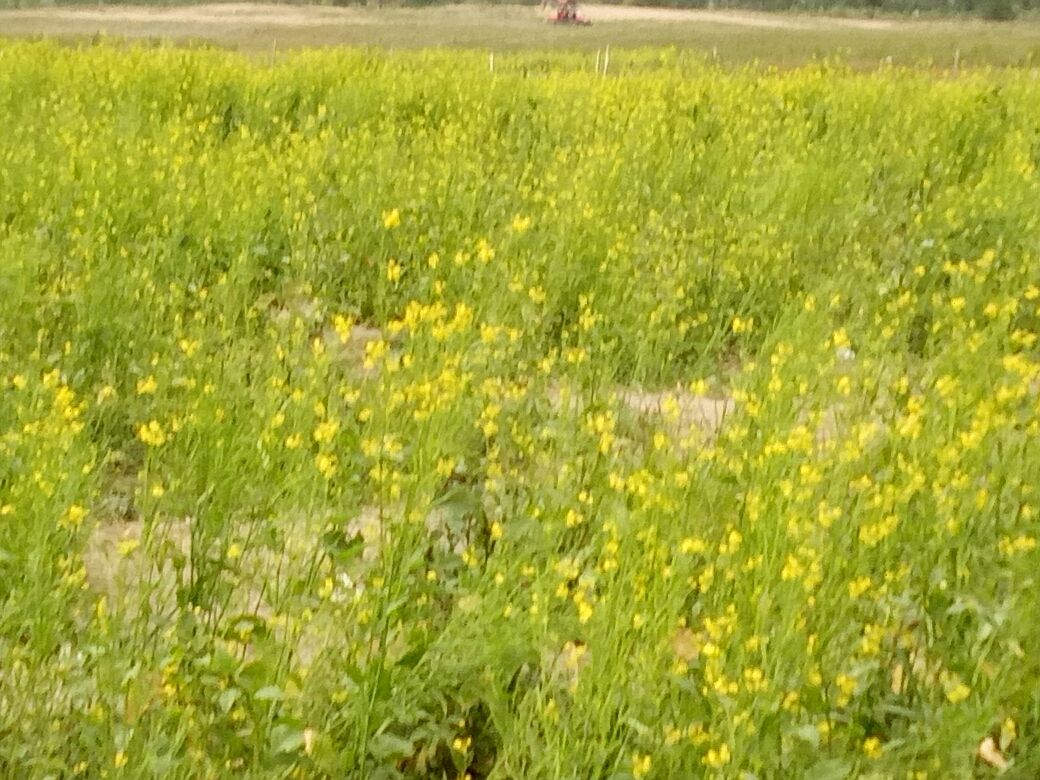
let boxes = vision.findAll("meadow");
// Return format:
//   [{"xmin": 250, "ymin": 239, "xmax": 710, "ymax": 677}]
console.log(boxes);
[{"xmin": 1, "ymin": 40, "xmax": 1040, "ymax": 778}]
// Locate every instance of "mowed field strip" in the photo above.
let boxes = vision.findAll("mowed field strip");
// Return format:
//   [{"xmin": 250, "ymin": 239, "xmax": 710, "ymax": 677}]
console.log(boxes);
[
  {"xmin": 0, "ymin": 2, "xmax": 914, "ymax": 30},
  {"xmin": 3, "ymin": 2, "xmax": 1040, "ymax": 65}
]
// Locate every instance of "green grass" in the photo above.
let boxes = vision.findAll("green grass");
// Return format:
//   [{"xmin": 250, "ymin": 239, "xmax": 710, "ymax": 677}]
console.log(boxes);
[{"xmin": 2, "ymin": 39, "xmax": 1040, "ymax": 778}]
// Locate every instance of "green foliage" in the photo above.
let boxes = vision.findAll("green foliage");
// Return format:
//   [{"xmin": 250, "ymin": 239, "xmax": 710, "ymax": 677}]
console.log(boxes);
[
  {"xmin": 980, "ymin": 0, "xmax": 1017, "ymax": 20},
  {"xmin": 1, "ymin": 42, "xmax": 1040, "ymax": 778}
]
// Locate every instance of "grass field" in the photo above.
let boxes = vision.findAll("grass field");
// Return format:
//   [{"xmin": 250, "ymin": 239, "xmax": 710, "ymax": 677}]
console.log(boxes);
[
  {"xmin": 2, "ymin": 26, "xmax": 1040, "ymax": 780},
  {"xmin": 3, "ymin": 2, "xmax": 1040, "ymax": 67}
]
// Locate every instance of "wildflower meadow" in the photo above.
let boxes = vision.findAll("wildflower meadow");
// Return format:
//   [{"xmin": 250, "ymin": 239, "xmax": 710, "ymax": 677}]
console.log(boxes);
[{"xmin": 1, "ymin": 41, "xmax": 1039, "ymax": 778}]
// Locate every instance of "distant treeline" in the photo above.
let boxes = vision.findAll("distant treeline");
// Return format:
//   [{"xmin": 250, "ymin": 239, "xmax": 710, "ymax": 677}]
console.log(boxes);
[{"xmin": 0, "ymin": 0, "xmax": 1025, "ymax": 20}]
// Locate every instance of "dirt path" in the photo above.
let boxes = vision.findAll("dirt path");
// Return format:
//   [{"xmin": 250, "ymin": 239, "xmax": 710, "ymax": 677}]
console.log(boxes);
[
  {"xmin": 0, "ymin": 2, "xmax": 917, "ymax": 32},
  {"xmin": 584, "ymin": 4, "xmax": 899, "ymax": 29},
  {"xmin": 1, "ymin": 3, "xmax": 370, "ymax": 27}
]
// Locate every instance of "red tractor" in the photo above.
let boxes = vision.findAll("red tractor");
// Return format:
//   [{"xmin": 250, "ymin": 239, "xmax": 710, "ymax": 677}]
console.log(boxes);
[{"xmin": 547, "ymin": 0, "xmax": 591, "ymax": 25}]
